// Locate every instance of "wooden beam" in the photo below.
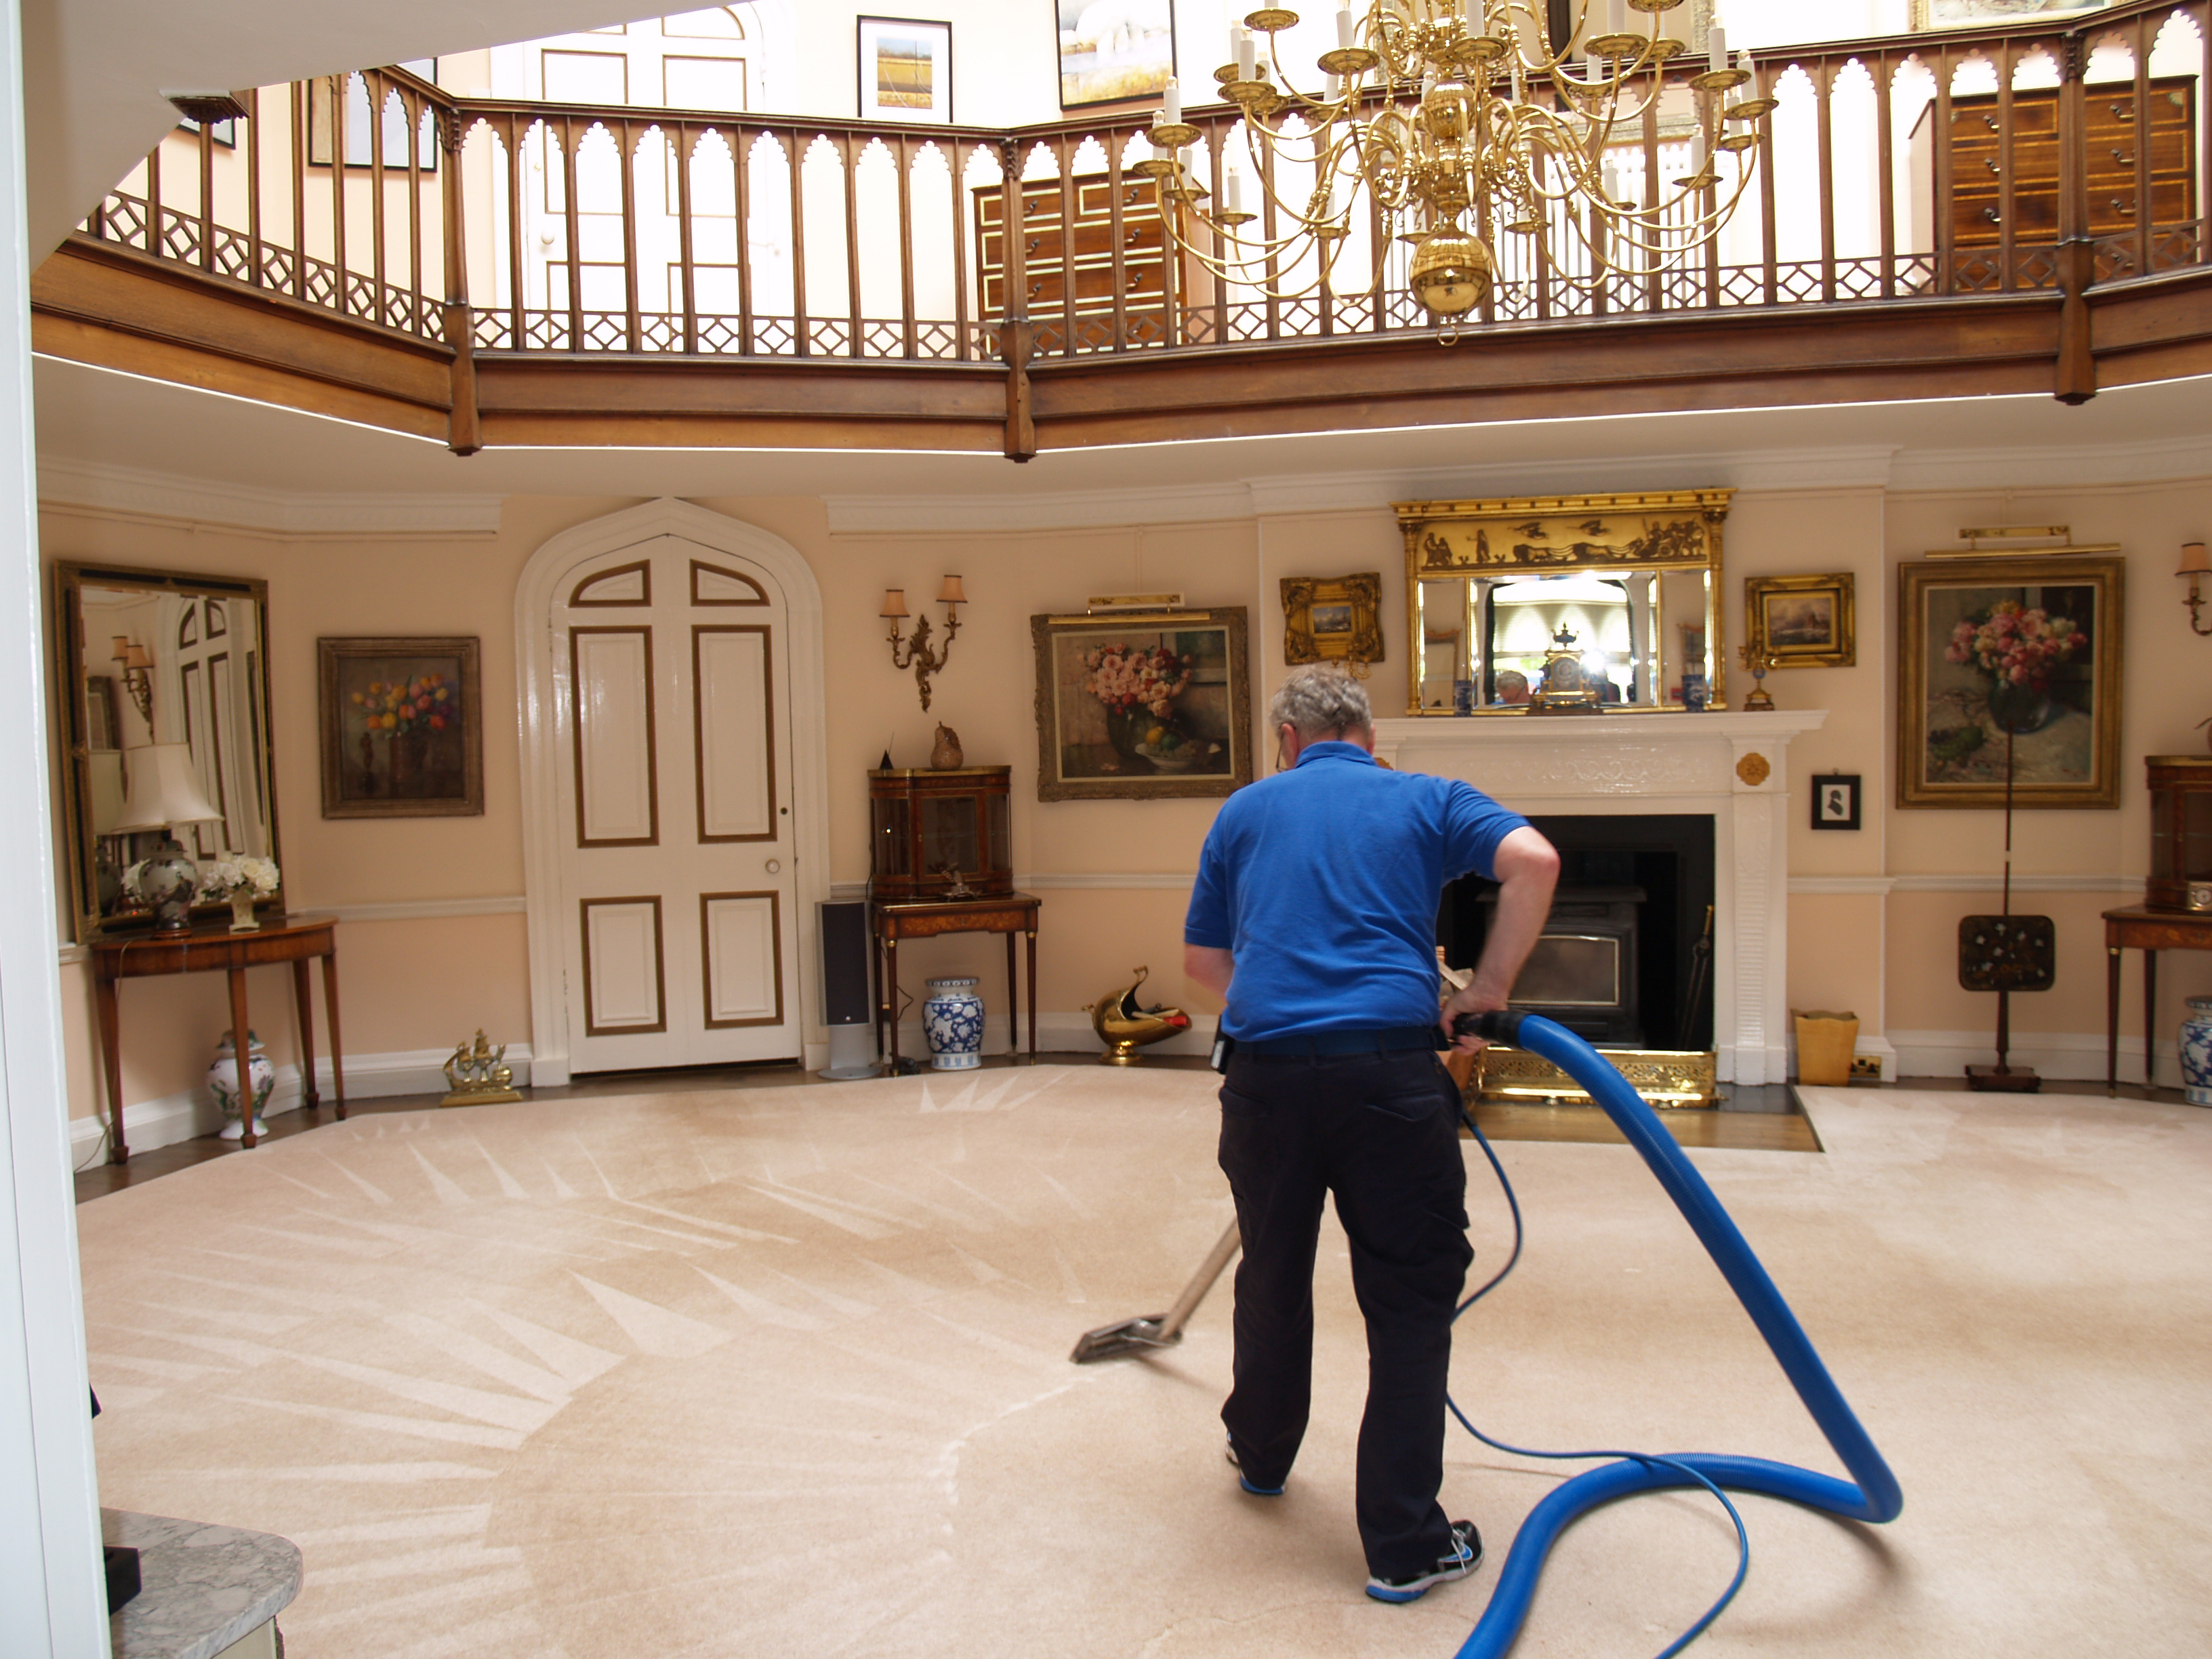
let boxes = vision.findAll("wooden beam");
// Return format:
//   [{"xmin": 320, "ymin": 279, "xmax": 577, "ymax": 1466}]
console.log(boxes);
[{"xmin": 33, "ymin": 237, "xmax": 453, "ymax": 410}]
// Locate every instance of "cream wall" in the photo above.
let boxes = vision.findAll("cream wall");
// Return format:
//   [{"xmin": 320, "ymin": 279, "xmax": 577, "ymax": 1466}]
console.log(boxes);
[{"xmin": 41, "ymin": 461, "xmax": 2212, "ymax": 1155}]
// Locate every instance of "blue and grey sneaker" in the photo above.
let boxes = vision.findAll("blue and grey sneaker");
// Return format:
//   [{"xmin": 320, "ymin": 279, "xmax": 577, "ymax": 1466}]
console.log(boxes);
[
  {"xmin": 1224, "ymin": 1437, "xmax": 1283, "ymax": 1497},
  {"xmin": 1366, "ymin": 1520, "xmax": 1482, "ymax": 1603}
]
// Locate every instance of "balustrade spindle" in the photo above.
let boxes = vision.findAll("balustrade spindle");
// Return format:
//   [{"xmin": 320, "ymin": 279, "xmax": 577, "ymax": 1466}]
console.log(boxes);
[
  {"xmin": 1934, "ymin": 54, "xmax": 1957, "ymax": 291},
  {"xmin": 897, "ymin": 136, "xmax": 918, "ymax": 359},
  {"xmin": 1875, "ymin": 58, "xmax": 1896, "ymax": 299},
  {"xmin": 1260, "ymin": 134, "xmax": 1280, "ymax": 341},
  {"xmin": 676, "ymin": 127, "xmax": 699, "ymax": 354},
  {"xmin": 619, "ymin": 120, "xmax": 642, "ymax": 353},
  {"xmin": 369, "ymin": 75, "xmax": 389, "ymax": 325},
  {"xmin": 2131, "ymin": 16, "xmax": 2154, "ymax": 279},
  {"xmin": 1056, "ymin": 134, "xmax": 1078, "ymax": 357},
  {"xmin": 327, "ymin": 84, "xmax": 348, "ymax": 316},
  {"xmin": 559, "ymin": 117, "xmax": 583, "ymax": 350},
  {"xmin": 734, "ymin": 127, "xmax": 756, "ymax": 355},
  {"xmin": 1109, "ymin": 134, "xmax": 1131, "ymax": 354},
  {"xmin": 1817, "ymin": 66, "xmax": 1839, "ymax": 303},
  {"xmin": 790, "ymin": 132, "xmax": 811, "ymax": 356},
  {"xmin": 840, "ymin": 132, "xmax": 862, "ymax": 359},
  {"xmin": 406, "ymin": 89, "xmax": 426, "ymax": 328},
  {"xmin": 501, "ymin": 117, "xmax": 526, "ymax": 350},
  {"xmin": 947, "ymin": 141, "xmax": 968, "ymax": 361},
  {"xmin": 195, "ymin": 113, "xmax": 214, "ymax": 272},
  {"xmin": 247, "ymin": 89, "xmax": 264, "ymax": 288}
]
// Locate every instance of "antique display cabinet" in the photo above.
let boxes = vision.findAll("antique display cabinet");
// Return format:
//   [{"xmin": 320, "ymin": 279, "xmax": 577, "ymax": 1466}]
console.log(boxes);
[
  {"xmin": 868, "ymin": 766, "xmax": 1013, "ymax": 901},
  {"xmin": 2146, "ymin": 755, "xmax": 2212, "ymax": 912}
]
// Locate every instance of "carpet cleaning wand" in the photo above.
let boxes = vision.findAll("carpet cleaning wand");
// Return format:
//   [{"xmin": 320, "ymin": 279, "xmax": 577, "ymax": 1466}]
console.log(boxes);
[{"xmin": 1071, "ymin": 1219, "xmax": 1242, "ymax": 1363}]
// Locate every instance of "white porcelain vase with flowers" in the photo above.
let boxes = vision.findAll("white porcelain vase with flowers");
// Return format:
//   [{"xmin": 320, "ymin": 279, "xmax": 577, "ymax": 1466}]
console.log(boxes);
[{"xmin": 197, "ymin": 854, "xmax": 281, "ymax": 932}]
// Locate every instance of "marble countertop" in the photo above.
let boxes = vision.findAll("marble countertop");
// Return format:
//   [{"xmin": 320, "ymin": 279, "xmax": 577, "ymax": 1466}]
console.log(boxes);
[{"xmin": 103, "ymin": 1509, "xmax": 302, "ymax": 1659}]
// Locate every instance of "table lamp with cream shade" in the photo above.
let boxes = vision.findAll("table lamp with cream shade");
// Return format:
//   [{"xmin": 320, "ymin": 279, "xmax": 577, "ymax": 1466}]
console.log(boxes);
[{"xmin": 110, "ymin": 743, "xmax": 224, "ymax": 930}]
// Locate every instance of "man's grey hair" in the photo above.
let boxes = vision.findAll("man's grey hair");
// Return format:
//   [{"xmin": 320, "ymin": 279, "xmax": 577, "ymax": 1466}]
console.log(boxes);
[{"xmin": 1269, "ymin": 664, "xmax": 1373, "ymax": 739}]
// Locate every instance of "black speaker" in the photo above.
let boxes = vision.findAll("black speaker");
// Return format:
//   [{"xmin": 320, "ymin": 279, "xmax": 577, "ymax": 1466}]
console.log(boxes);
[{"xmin": 819, "ymin": 901, "xmax": 872, "ymax": 1027}]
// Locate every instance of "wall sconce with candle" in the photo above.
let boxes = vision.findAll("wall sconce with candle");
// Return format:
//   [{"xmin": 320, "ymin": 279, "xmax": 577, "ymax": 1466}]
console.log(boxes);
[
  {"xmin": 110, "ymin": 634, "xmax": 154, "ymax": 726},
  {"xmin": 882, "ymin": 575, "xmax": 966, "ymax": 710},
  {"xmin": 2180, "ymin": 541, "xmax": 2211, "ymax": 635}
]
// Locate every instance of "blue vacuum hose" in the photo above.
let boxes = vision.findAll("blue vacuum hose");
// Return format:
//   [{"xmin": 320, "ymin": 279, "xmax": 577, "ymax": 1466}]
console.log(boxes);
[{"xmin": 1452, "ymin": 1011, "xmax": 1902, "ymax": 1659}]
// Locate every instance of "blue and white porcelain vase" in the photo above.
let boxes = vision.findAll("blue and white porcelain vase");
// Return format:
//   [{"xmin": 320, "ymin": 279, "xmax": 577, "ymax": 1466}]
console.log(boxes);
[
  {"xmin": 208, "ymin": 1029, "xmax": 274, "ymax": 1142},
  {"xmin": 2180, "ymin": 996, "xmax": 2212, "ymax": 1106},
  {"xmin": 922, "ymin": 977, "xmax": 985, "ymax": 1071}
]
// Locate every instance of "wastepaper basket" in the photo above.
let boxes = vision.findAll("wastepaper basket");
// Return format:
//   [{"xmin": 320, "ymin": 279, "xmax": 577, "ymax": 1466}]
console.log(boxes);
[{"xmin": 1793, "ymin": 1010, "xmax": 1859, "ymax": 1087}]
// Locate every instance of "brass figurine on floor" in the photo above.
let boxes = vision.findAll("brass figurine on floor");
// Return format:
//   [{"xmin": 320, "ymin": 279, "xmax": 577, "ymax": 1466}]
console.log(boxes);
[
  {"xmin": 442, "ymin": 1029, "xmax": 523, "ymax": 1106},
  {"xmin": 1085, "ymin": 966, "xmax": 1191, "ymax": 1065}
]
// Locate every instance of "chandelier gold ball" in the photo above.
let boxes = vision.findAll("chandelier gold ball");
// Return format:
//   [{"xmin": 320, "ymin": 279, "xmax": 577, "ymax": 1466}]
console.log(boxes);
[{"xmin": 1409, "ymin": 230, "xmax": 1493, "ymax": 318}]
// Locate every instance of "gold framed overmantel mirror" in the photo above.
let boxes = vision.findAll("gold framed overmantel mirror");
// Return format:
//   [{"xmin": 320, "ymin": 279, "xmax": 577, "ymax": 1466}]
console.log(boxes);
[
  {"xmin": 1397, "ymin": 491, "xmax": 1734, "ymax": 716},
  {"xmin": 54, "ymin": 562, "xmax": 283, "ymax": 940}
]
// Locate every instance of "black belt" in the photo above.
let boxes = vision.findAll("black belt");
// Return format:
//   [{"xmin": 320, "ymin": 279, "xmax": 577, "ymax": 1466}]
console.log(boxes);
[{"xmin": 1233, "ymin": 1025, "xmax": 1443, "ymax": 1059}]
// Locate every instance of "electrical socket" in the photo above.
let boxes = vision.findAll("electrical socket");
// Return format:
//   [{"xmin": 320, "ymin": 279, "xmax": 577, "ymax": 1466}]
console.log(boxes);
[{"xmin": 1849, "ymin": 1055, "xmax": 1883, "ymax": 1082}]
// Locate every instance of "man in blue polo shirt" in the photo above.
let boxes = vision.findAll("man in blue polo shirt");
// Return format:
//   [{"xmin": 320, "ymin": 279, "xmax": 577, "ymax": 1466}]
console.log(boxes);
[{"xmin": 1183, "ymin": 665, "xmax": 1559, "ymax": 1603}]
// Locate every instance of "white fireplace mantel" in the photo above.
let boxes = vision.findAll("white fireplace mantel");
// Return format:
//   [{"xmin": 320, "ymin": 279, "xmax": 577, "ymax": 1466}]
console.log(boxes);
[{"xmin": 1372, "ymin": 711, "xmax": 1830, "ymax": 1085}]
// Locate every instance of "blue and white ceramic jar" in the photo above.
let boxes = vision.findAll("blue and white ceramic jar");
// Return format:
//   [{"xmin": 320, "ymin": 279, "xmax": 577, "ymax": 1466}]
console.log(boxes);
[
  {"xmin": 2179, "ymin": 996, "xmax": 2212, "ymax": 1106},
  {"xmin": 208, "ymin": 1029, "xmax": 274, "ymax": 1142},
  {"xmin": 922, "ymin": 977, "xmax": 985, "ymax": 1071}
]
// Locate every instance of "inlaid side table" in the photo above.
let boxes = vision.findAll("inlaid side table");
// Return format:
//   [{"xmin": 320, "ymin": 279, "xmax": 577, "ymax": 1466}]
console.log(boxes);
[
  {"xmin": 91, "ymin": 914, "xmax": 347, "ymax": 1160},
  {"xmin": 873, "ymin": 893, "xmax": 1040, "ymax": 1069}
]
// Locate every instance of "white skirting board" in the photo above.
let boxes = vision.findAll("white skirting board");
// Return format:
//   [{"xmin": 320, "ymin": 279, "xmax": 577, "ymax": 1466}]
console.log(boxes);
[
  {"xmin": 1887, "ymin": 1029, "xmax": 2182, "ymax": 1088},
  {"xmin": 69, "ymin": 1046, "xmax": 536, "ymax": 1161}
]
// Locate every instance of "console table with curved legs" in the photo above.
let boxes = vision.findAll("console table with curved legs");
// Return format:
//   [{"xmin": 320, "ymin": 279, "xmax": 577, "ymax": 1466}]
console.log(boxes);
[{"xmin": 91, "ymin": 914, "xmax": 347, "ymax": 1162}]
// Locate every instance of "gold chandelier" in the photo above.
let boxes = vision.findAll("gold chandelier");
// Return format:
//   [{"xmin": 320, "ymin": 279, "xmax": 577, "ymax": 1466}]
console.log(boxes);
[{"xmin": 1139, "ymin": 1, "xmax": 1778, "ymax": 332}]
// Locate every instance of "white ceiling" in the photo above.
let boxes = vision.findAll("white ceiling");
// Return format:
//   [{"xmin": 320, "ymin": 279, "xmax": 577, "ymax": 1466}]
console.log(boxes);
[{"xmin": 20, "ymin": 0, "xmax": 674, "ymax": 257}]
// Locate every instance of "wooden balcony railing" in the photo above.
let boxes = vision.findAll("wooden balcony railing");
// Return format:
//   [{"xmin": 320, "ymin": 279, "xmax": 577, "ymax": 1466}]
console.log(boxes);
[{"xmin": 37, "ymin": 0, "xmax": 2212, "ymax": 458}]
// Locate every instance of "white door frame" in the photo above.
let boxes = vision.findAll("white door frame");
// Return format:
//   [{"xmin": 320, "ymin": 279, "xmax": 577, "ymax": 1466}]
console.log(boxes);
[{"xmin": 517, "ymin": 499, "xmax": 830, "ymax": 1084}]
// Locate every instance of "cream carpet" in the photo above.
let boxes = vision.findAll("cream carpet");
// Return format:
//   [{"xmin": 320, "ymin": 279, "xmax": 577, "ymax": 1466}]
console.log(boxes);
[{"xmin": 77, "ymin": 1067, "xmax": 2212, "ymax": 1658}]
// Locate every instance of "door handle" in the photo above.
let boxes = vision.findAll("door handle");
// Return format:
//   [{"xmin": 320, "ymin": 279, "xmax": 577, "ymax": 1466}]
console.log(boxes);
[{"xmin": 766, "ymin": 859, "xmax": 782, "ymax": 874}]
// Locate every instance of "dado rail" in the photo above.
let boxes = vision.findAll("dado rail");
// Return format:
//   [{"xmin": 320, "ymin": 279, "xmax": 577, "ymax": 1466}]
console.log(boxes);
[{"xmin": 30, "ymin": 1, "xmax": 2212, "ymax": 460}]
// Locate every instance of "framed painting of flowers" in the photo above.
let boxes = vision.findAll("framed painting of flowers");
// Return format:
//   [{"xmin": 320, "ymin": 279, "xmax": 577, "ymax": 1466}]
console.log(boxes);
[
  {"xmin": 1030, "ymin": 608, "xmax": 1252, "ymax": 801},
  {"xmin": 1897, "ymin": 556, "xmax": 2123, "ymax": 808},
  {"xmin": 318, "ymin": 636, "xmax": 485, "ymax": 817}
]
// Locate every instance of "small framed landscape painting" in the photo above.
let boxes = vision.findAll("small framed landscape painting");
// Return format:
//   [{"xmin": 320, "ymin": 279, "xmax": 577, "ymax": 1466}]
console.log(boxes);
[
  {"xmin": 318, "ymin": 636, "xmax": 485, "ymax": 818},
  {"xmin": 1897, "ymin": 554, "xmax": 2123, "ymax": 809},
  {"xmin": 1031, "ymin": 607, "xmax": 1252, "ymax": 800},
  {"xmin": 1282, "ymin": 573, "xmax": 1383, "ymax": 671},
  {"xmin": 1746, "ymin": 572, "xmax": 1855, "ymax": 668},
  {"xmin": 1057, "ymin": 0, "xmax": 1176, "ymax": 110},
  {"xmin": 858, "ymin": 17, "xmax": 952, "ymax": 123}
]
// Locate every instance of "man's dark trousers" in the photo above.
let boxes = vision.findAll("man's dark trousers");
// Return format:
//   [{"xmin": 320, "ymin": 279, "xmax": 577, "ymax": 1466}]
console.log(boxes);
[{"xmin": 1216, "ymin": 1046, "xmax": 1473, "ymax": 1579}]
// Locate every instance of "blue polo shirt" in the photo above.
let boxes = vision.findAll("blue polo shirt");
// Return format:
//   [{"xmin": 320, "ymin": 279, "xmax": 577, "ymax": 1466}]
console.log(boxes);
[{"xmin": 1184, "ymin": 742, "xmax": 1528, "ymax": 1042}]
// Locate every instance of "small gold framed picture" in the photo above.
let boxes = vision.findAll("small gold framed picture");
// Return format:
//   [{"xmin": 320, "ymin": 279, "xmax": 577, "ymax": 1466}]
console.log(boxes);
[
  {"xmin": 1282, "ymin": 573, "xmax": 1383, "ymax": 670},
  {"xmin": 1745, "ymin": 572, "xmax": 1856, "ymax": 668}
]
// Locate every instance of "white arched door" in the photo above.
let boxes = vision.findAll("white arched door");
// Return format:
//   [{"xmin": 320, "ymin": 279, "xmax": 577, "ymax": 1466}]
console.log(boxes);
[{"xmin": 542, "ymin": 529, "xmax": 803, "ymax": 1073}]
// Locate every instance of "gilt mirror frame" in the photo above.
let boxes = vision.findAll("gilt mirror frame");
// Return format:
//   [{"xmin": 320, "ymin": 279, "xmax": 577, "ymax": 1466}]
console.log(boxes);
[
  {"xmin": 1395, "ymin": 490, "xmax": 1734, "ymax": 716},
  {"xmin": 52, "ymin": 560, "xmax": 283, "ymax": 942}
]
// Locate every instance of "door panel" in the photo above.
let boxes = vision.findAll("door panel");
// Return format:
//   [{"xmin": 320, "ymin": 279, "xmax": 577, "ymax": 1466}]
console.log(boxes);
[
  {"xmin": 701, "ymin": 891, "xmax": 782, "ymax": 1027},
  {"xmin": 571, "ymin": 628, "xmax": 659, "ymax": 846},
  {"xmin": 694, "ymin": 626, "xmax": 775, "ymax": 841},
  {"xmin": 581, "ymin": 897, "xmax": 667, "ymax": 1033}
]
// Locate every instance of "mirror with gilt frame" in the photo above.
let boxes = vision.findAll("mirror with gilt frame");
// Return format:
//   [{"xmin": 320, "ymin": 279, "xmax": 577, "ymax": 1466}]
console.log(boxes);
[
  {"xmin": 1397, "ymin": 491, "xmax": 1734, "ymax": 716},
  {"xmin": 53, "ymin": 560, "xmax": 283, "ymax": 940}
]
